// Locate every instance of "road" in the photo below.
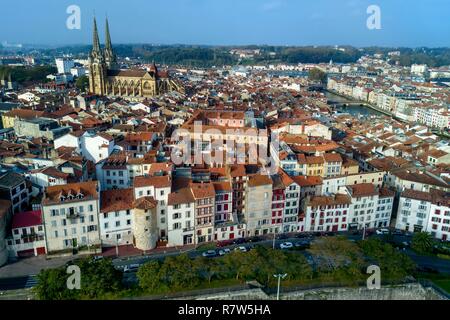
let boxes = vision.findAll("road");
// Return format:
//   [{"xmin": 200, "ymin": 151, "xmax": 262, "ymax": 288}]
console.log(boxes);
[{"xmin": 1, "ymin": 230, "xmax": 449, "ymax": 291}]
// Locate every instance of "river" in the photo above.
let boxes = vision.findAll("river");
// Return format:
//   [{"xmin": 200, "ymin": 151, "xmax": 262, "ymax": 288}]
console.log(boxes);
[{"xmin": 324, "ymin": 91, "xmax": 385, "ymax": 117}]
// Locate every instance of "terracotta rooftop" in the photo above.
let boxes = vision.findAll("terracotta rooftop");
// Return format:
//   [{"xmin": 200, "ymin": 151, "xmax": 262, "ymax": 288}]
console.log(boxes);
[
  {"xmin": 190, "ymin": 182, "xmax": 215, "ymax": 199},
  {"xmin": 347, "ymin": 183, "xmax": 378, "ymax": 197},
  {"xmin": 134, "ymin": 175, "xmax": 171, "ymax": 189},
  {"xmin": 100, "ymin": 188, "xmax": 135, "ymax": 213},
  {"xmin": 43, "ymin": 181, "xmax": 98, "ymax": 205}
]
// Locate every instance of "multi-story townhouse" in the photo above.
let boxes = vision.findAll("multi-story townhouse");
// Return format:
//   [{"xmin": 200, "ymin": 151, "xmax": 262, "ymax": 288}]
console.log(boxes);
[
  {"xmin": 396, "ymin": 188, "xmax": 450, "ymax": 240},
  {"xmin": 396, "ymin": 189, "xmax": 433, "ymax": 233},
  {"xmin": 428, "ymin": 190, "xmax": 450, "ymax": 241},
  {"xmin": 99, "ymin": 188, "xmax": 135, "ymax": 247},
  {"xmin": 191, "ymin": 182, "xmax": 215, "ymax": 243},
  {"xmin": 6, "ymin": 210, "xmax": 46, "ymax": 257},
  {"xmin": 42, "ymin": 181, "xmax": 101, "ymax": 255},
  {"xmin": 323, "ymin": 153, "xmax": 343, "ymax": 178},
  {"xmin": 245, "ymin": 174, "xmax": 272, "ymax": 236},
  {"xmin": 213, "ymin": 181, "xmax": 233, "ymax": 223},
  {"xmin": 291, "ymin": 175, "xmax": 323, "ymax": 202},
  {"xmin": 96, "ymin": 154, "xmax": 155, "ymax": 190},
  {"xmin": 119, "ymin": 132, "xmax": 157, "ymax": 156},
  {"xmin": 167, "ymin": 187, "xmax": 195, "ymax": 246},
  {"xmin": 341, "ymin": 157, "xmax": 360, "ymax": 175},
  {"xmin": 0, "ymin": 200, "xmax": 12, "ymax": 266},
  {"xmin": 375, "ymin": 188, "xmax": 395, "ymax": 228},
  {"xmin": 346, "ymin": 171, "xmax": 385, "ymax": 188},
  {"xmin": 279, "ymin": 170, "xmax": 300, "ymax": 233},
  {"xmin": 96, "ymin": 157, "xmax": 130, "ymax": 190},
  {"xmin": 303, "ymin": 194, "xmax": 352, "ymax": 232},
  {"xmin": 386, "ymin": 169, "xmax": 450, "ymax": 194},
  {"xmin": 270, "ymin": 174, "xmax": 285, "ymax": 234},
  {"xmin": 0, "ymin": 171, "xmax": 30, "ymax": 214},
  {"xmin": 134, "ymin": 175, "xmax": 171, "ymax": 239},
  {"xmin": 344, "ymin": 183, "xmax": 386, "ymax": 230},
  {"xmin": 28, "ymin": 167, "xmax": 70, "ymax": 191},
  {"xmin": 230, "ymin": 164, "xmax": 248, "ymax": 220},
  {"xmin": 305, "ymin": 156, "xmax": 324, "ymax": 176},
  {"xmin": 54, "ymin": 131, "xmax": 116, "ymax": 164},
  {"xmin": 322, "ymin": 176, "xmax": 347, "ymax": 195}
]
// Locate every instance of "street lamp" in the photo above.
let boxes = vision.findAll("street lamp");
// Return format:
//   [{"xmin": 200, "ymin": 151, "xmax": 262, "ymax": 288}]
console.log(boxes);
[
  {"xmin": 273, "ymin": 273, "xmax": 287, "ymax": 300},
  {"xmin": 362, "ymin": 223, "xmax": 367, "ymax": 241},
  {"xmin": 272, "ymin": 228, "xmax": 278, "ymax": 249}
]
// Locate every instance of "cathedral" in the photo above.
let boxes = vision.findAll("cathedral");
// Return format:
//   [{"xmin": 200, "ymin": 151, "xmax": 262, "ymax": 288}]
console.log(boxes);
[{"xmin": 88, "ymin": 18, "xmax": 182, "ymax": 99}]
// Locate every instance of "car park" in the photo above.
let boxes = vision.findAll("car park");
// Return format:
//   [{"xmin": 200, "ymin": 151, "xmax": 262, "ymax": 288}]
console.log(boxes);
[{"xmin": 202, "ymin": 250, "xmax": 217, "ymax": 258}]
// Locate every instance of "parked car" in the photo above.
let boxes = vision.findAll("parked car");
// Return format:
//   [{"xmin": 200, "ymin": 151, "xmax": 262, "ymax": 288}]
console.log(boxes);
[
  {"xmin": 277, "ymin": 234, "xmax": 289, "ymax": 240},
  {"xmin": 248, "ymin": 236, "xmax": 263, "ymax": 243},
  {"xmin": 392, "ymin": 229, "xmax": 403, "ymax": 236},
  {"xmin": 216, "ymin": 240, "xmax": 234, "ymax": 247},
  {"xmin": 123, "ymin": 264, "xmax": 141, "ymax": 273},
  {"xmin": 376, "ymin": 228, "xmax": 390, "ymax": 235},
  {"xmin": 92, "ymin": 255, "xmax": 104, "ymax": 261},
  {"xmin": 280, "ymin": 242, "xmax": 294, "ymax": 249},
  {"xmin": 202, "ymin": 250, "xmax": 217, "ymax": 258},
  {"xmin": 218, "ymin": 248, "xmax": 231, "ymax": 256},
  {"xmin": 234, "ymin": 246, "xmax": 248, "ymax": 253},
  {"xmin": 233, "ymin": 238, "xmax": 246, "ymax": 244}
]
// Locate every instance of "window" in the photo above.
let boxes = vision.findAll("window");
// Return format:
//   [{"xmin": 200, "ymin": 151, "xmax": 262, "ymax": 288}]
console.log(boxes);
[
  {"xmin": 115, "ymin": 221, "xmax": 121, "ymax": 227},
  {"xmin": 127, "ymin": 220, "xmax": 131, "ymax": 225}
]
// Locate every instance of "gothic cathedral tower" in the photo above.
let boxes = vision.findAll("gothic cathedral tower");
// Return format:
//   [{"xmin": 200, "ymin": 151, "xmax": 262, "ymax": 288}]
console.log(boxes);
[
  {"xmin": 88, "ymin": 17, "xmax": 107, "ymax": 95},
  {"xmin": 104, "ymin": 18, "xmax": 118, "ymax": 69}
]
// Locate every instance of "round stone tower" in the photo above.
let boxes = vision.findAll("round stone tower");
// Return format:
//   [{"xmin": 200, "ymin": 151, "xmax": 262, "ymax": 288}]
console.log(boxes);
[{"xmin": 132, "ymin": 197, "xmax": 158, "ymax": 251}]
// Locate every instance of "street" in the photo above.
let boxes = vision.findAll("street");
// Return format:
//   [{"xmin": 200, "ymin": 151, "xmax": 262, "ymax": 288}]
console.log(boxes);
[{"xmin": 1, "ymin": 231, "xmax": 449, "ymax": 291}]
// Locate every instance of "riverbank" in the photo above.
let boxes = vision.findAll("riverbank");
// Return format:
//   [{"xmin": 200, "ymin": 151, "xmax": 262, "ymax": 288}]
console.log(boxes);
[{"xmin": 324, "ymin": 89, "xmax": 408, "ymax": 122}]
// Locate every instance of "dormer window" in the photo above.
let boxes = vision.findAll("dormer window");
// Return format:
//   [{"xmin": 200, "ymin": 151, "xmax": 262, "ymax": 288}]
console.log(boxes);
[
  {"xmin": 77, "ymin": 193, "xmax": 84, "ymax": 199},
  {"xmin": 60, "ymin": 196, "xmax": 66, "ymax": 202},
  {"xmin": 67, "ymin": 195, "xmax": 74, "ymax": 200}
]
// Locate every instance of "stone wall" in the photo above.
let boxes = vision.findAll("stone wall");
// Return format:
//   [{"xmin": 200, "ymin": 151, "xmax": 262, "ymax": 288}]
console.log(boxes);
[{"xmin": 173, "ymin": 283, "xmax": 447, "ymax": 300}]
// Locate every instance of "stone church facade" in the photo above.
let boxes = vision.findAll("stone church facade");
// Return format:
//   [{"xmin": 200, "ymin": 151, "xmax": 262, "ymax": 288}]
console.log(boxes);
[{"xmin": 88, "ymin": 18, "xmax": 182, "ymax": 99}]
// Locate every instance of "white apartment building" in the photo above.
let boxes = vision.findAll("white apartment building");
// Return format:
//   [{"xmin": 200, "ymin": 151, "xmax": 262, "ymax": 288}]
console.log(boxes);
[
  {"xmin": 134, "ymin": 175, "xmax": 171, "ymax": 239},
  {"xmin": 99, "ymin": 188, "xmax": 135, "ymax": 246},
  {"xmin": 303, "ymin": 194, "xmax": 352, "ymax": 232},
  {"xmin": 42, "ymin": 181, "xmax": 101, "ymax": 255},
  {"xmin": 54, "ymin": 131, "xmax": 116, "ymax": 164},
  {"xmin": 245, "ymin": 175, "xmax": 273, "ymax": 236},
  {"xmin": 167, "ymin": 188, "xmax": 195, "ymax": 246},
  {"xmin": 396, "ymin": 188, "xmax": 449, "ymax": 240},
  {"xmin": 56, "ymin": 58, "xmax": 75, "ymax": 74}
]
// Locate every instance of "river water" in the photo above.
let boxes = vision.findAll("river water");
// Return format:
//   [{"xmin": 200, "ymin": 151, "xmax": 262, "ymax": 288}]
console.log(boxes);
[{"xmin": 324, "ymin": 91, "xmax": 384, "ymax": 117}]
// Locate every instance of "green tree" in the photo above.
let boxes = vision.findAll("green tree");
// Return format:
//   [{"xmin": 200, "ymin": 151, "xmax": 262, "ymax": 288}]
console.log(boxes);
[
  {"xmin": 411, "ymin": 232, "xmax": 434, "ymax": 254},
  {"xmin": 137, "ymin": 260, "xmax": 164, "ymax": 292},
  {"xmin": 75, "ymin": 75, "xmax": 89, "ymax": 92},
  {"xmin": 360, "ymin": 238, "xmax": 416, "ymax": 280},
  {"xmin": 308, "ymin": 67, "xmax": 327, "ymax": 83},
  {"xmin": 159, "ymin": 254, "xmax": 200, "ymax": 290},
  {"xmin": 33, "ymin": 267, "xmax": 77, "ymax": 300},
  {"xmin": 34, "ymin": 257, "xmax": 123, "ymax": 300}
]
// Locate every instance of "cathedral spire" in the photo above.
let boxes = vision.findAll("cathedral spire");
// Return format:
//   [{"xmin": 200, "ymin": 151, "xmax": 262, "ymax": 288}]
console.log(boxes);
[
  {"xmin": 105, "ymin": 17, "xmax": 112, "ymax": 52},
  {"xmin": 104, "ymin": 17, "xmax": 117, "ymax": 69},
  {"xmin": 92, "ymin": 16, "xmax": 101, "ymax": 55}
]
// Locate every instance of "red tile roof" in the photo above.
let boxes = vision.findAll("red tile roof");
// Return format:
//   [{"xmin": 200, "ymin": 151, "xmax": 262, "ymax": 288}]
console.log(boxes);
[{"xmin": 12, "ymin": 210, "xmax": 42, "ymax": 229}]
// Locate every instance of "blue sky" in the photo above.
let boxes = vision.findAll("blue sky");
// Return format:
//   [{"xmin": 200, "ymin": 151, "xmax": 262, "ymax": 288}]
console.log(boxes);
[{"xmin": 1, "ymin": 0, "xmax": 449, "ymax": 47}]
